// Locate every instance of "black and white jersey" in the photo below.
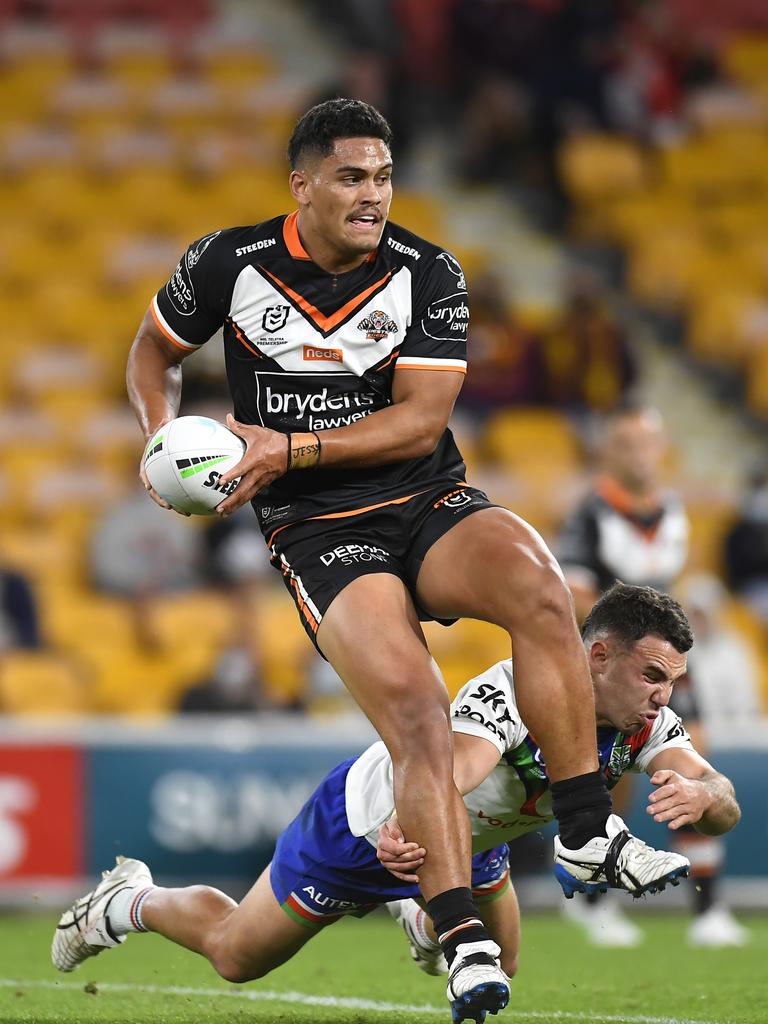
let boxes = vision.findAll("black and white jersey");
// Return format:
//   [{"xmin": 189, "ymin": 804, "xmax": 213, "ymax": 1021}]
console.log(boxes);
[
  {"xmin": 557, "ymin": 477, "xmax": 689, "ymax": 594},
  {"xmin": 152, "ymin": 213, "xmax": 469, "ymax": 538}
]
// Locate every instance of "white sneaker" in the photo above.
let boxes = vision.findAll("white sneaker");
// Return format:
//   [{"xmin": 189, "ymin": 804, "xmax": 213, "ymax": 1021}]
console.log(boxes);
[
  {"xmin": 446, "ymin": 939, "xmax": 510, "ymax": 1024},
  {"xmin": 52, "ymin": 856, "xmax": 153, "ymax": 973},
  {"xmin": 561, "ymin": 894, "xmax": 643, "ymax": 947},
  {"xmin": 386, "ymin": 899, "xmax": 448, "ymax": 975},
  {"xmin": 554, "ymin": 814, "xmax": 690, "ymax": 898},
  {"xmin": 688, "ymin": 906, "xmax": 750, "ymax": 948}
]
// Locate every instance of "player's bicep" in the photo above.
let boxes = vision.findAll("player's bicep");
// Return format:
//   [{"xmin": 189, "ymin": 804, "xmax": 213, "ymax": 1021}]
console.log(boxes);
[
  {"xmin": 646, "ymin": 746, "xmax": 715, "ymax": 781},
  {"xmin": 130, "ymin": 307, "xmax": 192, "ymax": 367},
  {"xmin": 453, "ymin": 731, "xmax": 502, "ymax": 796},
  {"xmin": 391, "ymin": 366, "xmax": 464, "ymax": 438}
]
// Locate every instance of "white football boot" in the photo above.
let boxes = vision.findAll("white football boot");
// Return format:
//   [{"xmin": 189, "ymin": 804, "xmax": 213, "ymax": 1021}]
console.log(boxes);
[
  {"xmin": 446, "ymin": 939, "xmax": 510, "ymax": 1024},
  {"xmin": 386, "ymin": 899, "xmax": 448, "ymax": 975},
  {"xmin": 52, "ymin": 856, "xmax": 153, "ymax": 972},
  {"xmin": 561, "ymin": 893, "xmax": 643, "ymax": 947},
  {"xmin": 554, "ymin": 814, "xmax": 690, "ymax": 898},
  {"xmin": 688, "ymin": 906, "xmax": 750, "ymax": 948}
]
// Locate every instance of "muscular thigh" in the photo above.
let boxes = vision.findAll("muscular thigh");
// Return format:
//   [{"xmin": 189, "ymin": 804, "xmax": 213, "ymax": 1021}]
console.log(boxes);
[
  {"xmin": 415, "ymin": 506, "xmax": 563, "ymax": 625},
  {"xmin": 220, "ymin": 865, "xmax": 317, "ymax": 976},
  {"xmin": 317, "ymin": 573, "xmax": 449, "ymax": 742}
]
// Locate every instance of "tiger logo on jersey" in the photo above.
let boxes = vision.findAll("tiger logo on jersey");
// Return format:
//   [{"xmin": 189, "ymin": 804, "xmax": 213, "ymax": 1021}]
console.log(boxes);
[{"xmin": 357, "ymin": 310, "xmax": 398, "ymax": 341}]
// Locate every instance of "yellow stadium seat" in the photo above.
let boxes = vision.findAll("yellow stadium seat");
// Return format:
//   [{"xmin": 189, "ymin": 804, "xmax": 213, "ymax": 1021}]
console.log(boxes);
[
  {"xmin": 105, "ymin": 50, "xmax": 175, "ymax": 89},
  {"xmin": 0, "ymin": 651, "xmax": 89, "ymax": 715},
  {"xmin": 559, "ymin": 134, "xmax": 647, "ymax": 205},
  {"xmin": 661, "ymin": 135, "xmax": 768, "ymax": 198},
  {"xmin": 202, "ymin": 48, "xmax": 274, "ymax": 88},
  {"xmin": 688, "ymin": 288, "xmax": 761, "ymax": 368},
  {"xmin": 746, "ymin": 347, "xmax": 768, "ymax": 419},
  {"xmin": 723, "ymin": 35, "xmax": 768, "ymax": 86},
  {"xmin": 45, "ymin": 592, "xmax": 136, "ymax": 652},
  {"xmin": 0, "ymin": 528, "xmax": 82, "ymax": 587},
  {"xmin": 257, "ymin": 592, "xmax": 311, "ymax": 704},
  {"xmin": 482, "ymin": 409, "xmax": 581, "ymax": 472},
  {"xmin": 88, "ymin": 645, "xmax": 205, "ymax": 715},
  {"xmin": 147, "ymin": 590, "xmax": 236, "ymax": 651}
]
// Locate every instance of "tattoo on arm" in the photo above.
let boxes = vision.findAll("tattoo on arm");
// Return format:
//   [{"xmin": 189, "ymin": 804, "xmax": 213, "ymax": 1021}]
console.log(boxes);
[{"xmin": 697, "ymin": 770, "xmax": 741, "ymax": 835}]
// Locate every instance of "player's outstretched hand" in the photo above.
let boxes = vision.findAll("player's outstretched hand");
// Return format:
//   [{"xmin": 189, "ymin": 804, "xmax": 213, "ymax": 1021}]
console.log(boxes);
[
  {"xmin": 217, "ymin": 414, "xmax": 289, "ymax": 515},
  {"xmin": 647, "ymin": 769, "xmax": 711, "ymax": 830},
  {"xmin": 139, "ymin": 450, "xmax": 190, "ymax": 516},
  {"xmin": 376, "ymin": 817, "xmax": 426, "ymax": 883}
]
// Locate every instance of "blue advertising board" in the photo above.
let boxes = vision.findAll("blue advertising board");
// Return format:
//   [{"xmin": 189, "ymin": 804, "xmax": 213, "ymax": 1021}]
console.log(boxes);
[{"xmin": 87, "ymin": 743, "xmax": 361, "ymax": 883}]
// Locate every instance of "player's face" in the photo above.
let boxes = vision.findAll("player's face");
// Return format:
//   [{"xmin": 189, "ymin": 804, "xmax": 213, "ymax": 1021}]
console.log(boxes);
[
  {"xmin": 590, "ymin": 634, "xmax": 687, "ymax": 734},
  {"xmin": 290, "ymin": 138, "xmax": 392, "ymax": 269},
  {"xmin": 603, "ymin": 411, "xmax": 666, "ymax": 493}
]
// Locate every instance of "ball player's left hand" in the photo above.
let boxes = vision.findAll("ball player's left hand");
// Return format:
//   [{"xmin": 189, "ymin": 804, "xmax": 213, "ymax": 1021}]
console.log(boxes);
[
  {"xmin": 647, "ymin": 769, "xmax": 711, "ymax": 830},
  {"xmin": 376, "ymin": 817, "xmax": 426, "ymax": 883},
  {"xmin": 216, "ymin": 414, "xmax": 289, "ymax": 515}
]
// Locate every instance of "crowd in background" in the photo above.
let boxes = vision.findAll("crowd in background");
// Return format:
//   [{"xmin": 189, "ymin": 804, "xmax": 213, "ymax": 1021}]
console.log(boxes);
[{"xmin": 0, "ymin": 0, "xmax": 767, "ymax": 724}]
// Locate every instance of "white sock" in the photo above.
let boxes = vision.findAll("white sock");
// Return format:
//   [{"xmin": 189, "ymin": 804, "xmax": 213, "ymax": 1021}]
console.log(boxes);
[
  {"xmin": 106, "ymin": 885, "xmax": 155, "ymax": 936},
  {"xmin": 412, "ymin": 905, "xmax": 441, "ymax": 950}
]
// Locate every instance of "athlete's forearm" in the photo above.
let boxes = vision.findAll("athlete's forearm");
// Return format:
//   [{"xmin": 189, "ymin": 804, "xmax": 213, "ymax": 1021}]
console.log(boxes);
[
  {"xmin": 126, "ymin": 325, "xmax": 185, "ymax": 439},
  {"xmin": 314, "ymin": 398, "xmax": 445, "ymax": 469},
  {"xmin": 695, "ymin": 771, "xmax": 741, "ymax": 836}
]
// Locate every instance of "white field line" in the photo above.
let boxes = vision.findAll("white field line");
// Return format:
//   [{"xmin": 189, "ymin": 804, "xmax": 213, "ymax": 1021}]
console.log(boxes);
[{"xmin": 0, "ymin": 977, "xmax": 722, "ymax": 1024}]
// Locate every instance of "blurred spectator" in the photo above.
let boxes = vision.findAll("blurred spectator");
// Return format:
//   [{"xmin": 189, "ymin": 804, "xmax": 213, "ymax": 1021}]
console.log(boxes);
[
  {"xmin": 543, "ymin": 271, "xmax": 636, "ymax": 413},
  {"xmin": 309, "ymin": 49, "xmax": 413, "ymax": 162},
  {"xmin": 558, "ymin": 400, "xmax": 689, "ymax": 947},
  {"xmin": 682, "ymin": 574, "xmax": 763, "ymax": 734},
  {"xmin": 724, "ymin": 462, "xmax": 768, "ymax": 625},
  {"xmin": 455, "ymin": 270, "xmax": 545, "ymax": 420},
  {"xmin": 201, "ymin": 506, "xmax": 271, "ymax": 588},
  {"xmin": 605, "ymin": 1, "xmax": 687, "ymax": 144},
  {"xmin": 90, "ymin": 489, "xmax": 204, "ymax": 597},
  {"xmin": 0, "ymin": 566, "xmax": 41, "ymax": 652},
  {"xmin": 665, "ymin": 574, "xmax": 754, "ymax": 947},
  {"xmin": 178, "ymin": 643, "xmax": 276, "ymax": 713},
  {"xmin": 558, "ymin": 401, "xmax": 687, "ymax": 621}
]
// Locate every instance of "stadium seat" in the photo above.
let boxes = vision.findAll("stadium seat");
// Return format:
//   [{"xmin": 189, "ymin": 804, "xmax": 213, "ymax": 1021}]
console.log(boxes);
[
  {"xmin": 559, "ymin": 134, "xmax": 647, "ymax": 205},
  {"xmin": 0, "ymin": 652, "xmax": 89, "ymax": 715},
  {"xmin": 147, "ymin": 590, "xmax": 236, "ymax": 651},
  {"xmin": 482, "ymin": 409, "xmax": 581, "ymax": 472},
  {"xmin": 723, "ymin": 34, "xmax": 768, "ymax": 86}
]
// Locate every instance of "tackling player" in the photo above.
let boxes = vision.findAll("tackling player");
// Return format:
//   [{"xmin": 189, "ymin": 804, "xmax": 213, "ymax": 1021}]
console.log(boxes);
[
  {"xmin": 52, "ymin": 585, "xmax": 741, "ymax": 1022},
  {"xmin": 126, "ymin": 98, "xmax": 687, "ymax": 1018}
]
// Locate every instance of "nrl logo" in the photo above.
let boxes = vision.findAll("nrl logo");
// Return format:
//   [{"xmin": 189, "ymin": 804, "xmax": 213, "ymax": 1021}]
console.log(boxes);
[
  {"xmin": 357, "ymin": 310, "xmax": 398, "ymax": 341},
  {"xmin": 262, "ymin": 305, "xmax": 290, "ymax": 332}
]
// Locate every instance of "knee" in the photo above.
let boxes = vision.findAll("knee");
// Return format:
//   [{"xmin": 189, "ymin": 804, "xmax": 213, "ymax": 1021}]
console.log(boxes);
[
  {"xmin": 503, "ymin": 550, "xmax": 575, "ymax": 633},
  {"xmin": 213, "ymin": 957, "xmax": 258, "ymax": 985},
  {"xmin": 379, "ymin": 687, "xmax": 451, "ymax": 764},
  {"xmin": 204, "ymin": 919, "xmax": 264, "ymax": 984}
]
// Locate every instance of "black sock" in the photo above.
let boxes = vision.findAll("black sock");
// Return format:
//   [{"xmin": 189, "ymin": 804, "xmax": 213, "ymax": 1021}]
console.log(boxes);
[
  {"xmin": 551, "ymin": 771, "xmax": 612, "ymax": 849},
  {"xmin": 427, "ymin": 887, "xmax": 489, "ymax": 966},
  {"xmin": 693, "ymin": 874, "xmax": 716, "ymax": 916}
]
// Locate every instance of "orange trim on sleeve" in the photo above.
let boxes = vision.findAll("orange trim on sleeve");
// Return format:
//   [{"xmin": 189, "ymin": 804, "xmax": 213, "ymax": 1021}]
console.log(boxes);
[
  {"xmin": 264, "ymin": 268, "xmax": 392, "ymax": 333},
  {"xmin": 150, "ymin": 301, "xmax": 194, "ymax": 351},
  {"xmin": 395, "ymin": 362, "xmax": 467, "ymax": 374}
]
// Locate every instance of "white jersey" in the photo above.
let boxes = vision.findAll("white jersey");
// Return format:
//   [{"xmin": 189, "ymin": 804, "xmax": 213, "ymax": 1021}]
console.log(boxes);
[{"xmin": 344, "ymin": 660, "xmax": 694, "ymax": 853}]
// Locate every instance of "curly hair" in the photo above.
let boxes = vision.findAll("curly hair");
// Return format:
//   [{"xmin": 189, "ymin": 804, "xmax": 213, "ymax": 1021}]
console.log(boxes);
[
  {"xmin": 581, "ymin": 582, "xmax": 693, "ymax": 653},
  {"xmin": 288, "ymin": 98, "xmax": 393, "ymax": 169}
]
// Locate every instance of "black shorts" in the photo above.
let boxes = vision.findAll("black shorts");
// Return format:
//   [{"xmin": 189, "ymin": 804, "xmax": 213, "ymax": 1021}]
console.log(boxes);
[{"xmin": 268, "ymin": 483, "xmax": 497, "ymax": 652}]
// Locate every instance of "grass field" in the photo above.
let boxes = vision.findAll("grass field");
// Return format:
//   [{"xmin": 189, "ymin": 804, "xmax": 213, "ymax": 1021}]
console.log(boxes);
[{"xmin": 0, "ymin": 911, "xmax": 765, "ymax": 1024}]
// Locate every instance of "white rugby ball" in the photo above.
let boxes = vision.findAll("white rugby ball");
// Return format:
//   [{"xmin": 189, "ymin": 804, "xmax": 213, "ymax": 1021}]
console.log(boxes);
[{"xmin": 143, "ymin": 416, "xmax": 246, "ymax": 516}]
